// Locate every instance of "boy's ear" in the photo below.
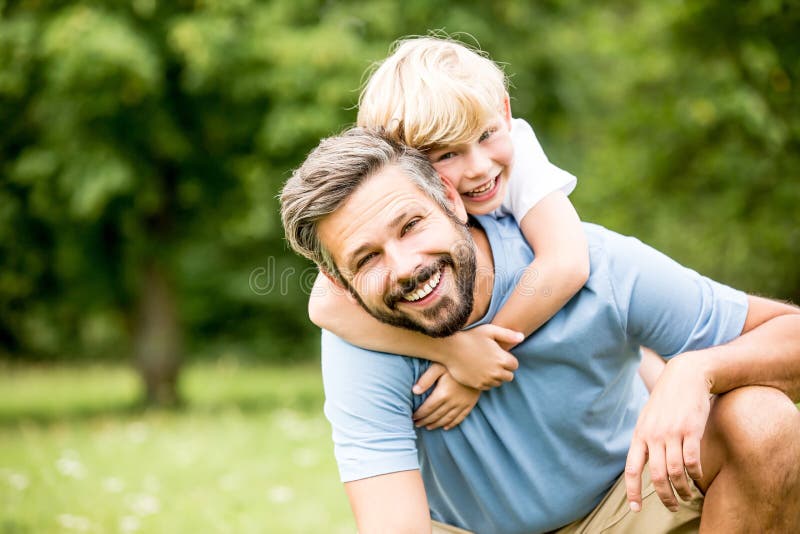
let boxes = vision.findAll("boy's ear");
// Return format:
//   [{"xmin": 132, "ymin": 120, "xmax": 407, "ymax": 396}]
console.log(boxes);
[
  {"xmin": 439, "ymin": 175, "xmax": 468, "ymax": 223},
  {"xmin": 501, "ymin": 93, "xmax": 512, "ymax": 128}
]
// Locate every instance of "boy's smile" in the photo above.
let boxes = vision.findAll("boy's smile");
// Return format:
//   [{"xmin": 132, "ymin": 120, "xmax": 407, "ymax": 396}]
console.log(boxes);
[{"xmin": 428, "ymin": 108, "xmax": 514, "ymax": 216}]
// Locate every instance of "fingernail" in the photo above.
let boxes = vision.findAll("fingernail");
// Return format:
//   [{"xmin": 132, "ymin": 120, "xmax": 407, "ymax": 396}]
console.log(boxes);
[
  {"xmin": 629, "ymin": 502, "xmax": 641, "ymax": 513},
  {"xmin": 412, "ymin": 386, "xmax": 421, "ymax": 394}
]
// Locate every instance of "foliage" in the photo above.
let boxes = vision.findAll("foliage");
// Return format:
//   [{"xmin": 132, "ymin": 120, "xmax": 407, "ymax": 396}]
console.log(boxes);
[{"xmin": 1, "ymin": 0, "xmax": 797, "ymax": 362}]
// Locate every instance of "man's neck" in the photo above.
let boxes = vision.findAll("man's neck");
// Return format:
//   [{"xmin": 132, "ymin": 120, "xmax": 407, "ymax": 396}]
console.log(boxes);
[{"xmin": 466, "ymin": 222, "xmax": 494, "ymax": 326}]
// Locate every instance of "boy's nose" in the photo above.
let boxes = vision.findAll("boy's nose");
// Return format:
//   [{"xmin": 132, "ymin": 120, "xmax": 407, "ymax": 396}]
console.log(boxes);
[{"xmin": 463, "ymin": 149, "xmax": 492, "ymax": 180}]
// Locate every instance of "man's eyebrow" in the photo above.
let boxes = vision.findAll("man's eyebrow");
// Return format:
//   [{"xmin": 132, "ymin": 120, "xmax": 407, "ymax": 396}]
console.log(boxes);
[{"xmin": 345, "ymin": 211, "xmax": 409, "ymax": 268}]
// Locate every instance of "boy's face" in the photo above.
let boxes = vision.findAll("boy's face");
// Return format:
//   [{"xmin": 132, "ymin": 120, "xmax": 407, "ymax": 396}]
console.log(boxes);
[{"xmin": 427, "ymin": 105, "xmax": 514, "ymax": 216}]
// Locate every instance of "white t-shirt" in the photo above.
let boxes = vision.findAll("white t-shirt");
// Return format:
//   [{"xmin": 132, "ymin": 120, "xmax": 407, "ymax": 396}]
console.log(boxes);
[{"xmin": 491, "ymin": 118, "xmax": 577, "ymax": 222}]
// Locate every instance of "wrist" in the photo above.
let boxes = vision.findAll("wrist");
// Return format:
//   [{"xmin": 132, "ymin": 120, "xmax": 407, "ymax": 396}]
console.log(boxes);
[
  {"xmin": 421, "ymin": 336, "xmax": 452, "ymax": 365},
  {"xmin": 675, "ymin": 350, "xmax": 716, "ymax": 394}
]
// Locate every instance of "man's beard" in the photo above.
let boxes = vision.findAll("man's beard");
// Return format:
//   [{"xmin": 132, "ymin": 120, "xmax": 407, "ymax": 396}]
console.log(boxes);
[{"xmin": 349, "ymin": 219, "xmax": 477, "ymax": 338}]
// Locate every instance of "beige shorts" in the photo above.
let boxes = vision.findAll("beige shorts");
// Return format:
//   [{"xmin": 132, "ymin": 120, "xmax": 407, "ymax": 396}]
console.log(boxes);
[{"xmin": 431, "ymin": 466, "xmax": 703, "ymax": 533}]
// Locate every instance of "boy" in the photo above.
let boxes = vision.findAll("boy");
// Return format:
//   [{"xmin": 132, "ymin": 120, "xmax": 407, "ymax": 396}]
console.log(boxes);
[{"xmin": 310, "ymin": 36, "xmax": 661, "ymax": 429}]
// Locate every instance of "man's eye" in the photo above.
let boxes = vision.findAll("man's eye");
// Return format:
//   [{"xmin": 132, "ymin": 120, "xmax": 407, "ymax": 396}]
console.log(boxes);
[
  {"xmin": 401, "ymin": 218, "xmax": 420, "ymax": 236},
  {"xmin": 356, "ymin": 253, "xmax": 376, "ymax": 270}
]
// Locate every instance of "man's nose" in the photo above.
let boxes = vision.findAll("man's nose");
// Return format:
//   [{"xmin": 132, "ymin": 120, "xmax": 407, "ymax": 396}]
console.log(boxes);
[
  {"xmin": 385, "ymin": 242, "xmax": 422, "ymax": 283},
  {"xmin": 463, "ymin": 148, "xmax": 492, "ymax": 180}
]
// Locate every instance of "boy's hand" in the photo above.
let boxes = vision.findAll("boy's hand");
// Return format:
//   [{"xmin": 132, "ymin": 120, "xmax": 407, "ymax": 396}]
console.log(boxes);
[
  {"xmin": 412, "ymin": 364, "xmax": 480, "ymax": 430},
  {"xmin": 438, "ymin": 325, "xmax": 522, "ymax": 390}
]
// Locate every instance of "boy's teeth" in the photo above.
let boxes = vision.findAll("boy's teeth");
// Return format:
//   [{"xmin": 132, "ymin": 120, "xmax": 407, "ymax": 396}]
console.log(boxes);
[
  {"xmin": 467, "ymin": 177, "xmax": 496, "ymax": 196},
  {"xmin": 402, "ymin": 269, "xmax": 441, "ymax": 302}
]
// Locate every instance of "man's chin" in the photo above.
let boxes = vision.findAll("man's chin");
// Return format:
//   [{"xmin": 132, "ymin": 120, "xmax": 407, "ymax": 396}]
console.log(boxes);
[{"xmin": 371, "ymin": 302, "xmax": 472, "ymax": 338}]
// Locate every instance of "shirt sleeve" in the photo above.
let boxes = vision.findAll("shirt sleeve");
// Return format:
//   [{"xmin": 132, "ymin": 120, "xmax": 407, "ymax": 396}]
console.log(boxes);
[
  {"xmin": 494, "ymin": 118, "xmax": 578, "ymax": 222},
  {"xmin": 601, "ymin": 228, "xmax": 749, "ymax": 357},
  {"xmin": 320, "ymin": 330, "xmax": 421, "ymax": 482}
]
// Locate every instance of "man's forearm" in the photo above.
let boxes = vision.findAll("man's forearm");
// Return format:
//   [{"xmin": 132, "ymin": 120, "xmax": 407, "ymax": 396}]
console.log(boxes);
[{"xmin": 695, "ymin": 298, "xmax": 800, "ymax": 401}]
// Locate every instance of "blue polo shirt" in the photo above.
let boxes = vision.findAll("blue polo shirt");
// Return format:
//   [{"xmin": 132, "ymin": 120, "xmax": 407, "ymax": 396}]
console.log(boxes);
[{"xmin": 321, "ymin": 217, "xmax": 748, "ymax": 533}]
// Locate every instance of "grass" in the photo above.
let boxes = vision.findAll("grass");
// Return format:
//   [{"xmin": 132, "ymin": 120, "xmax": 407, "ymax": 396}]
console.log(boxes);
[{"xmin": 0, "ymin": 359, "xmax": 355, "ymax": 533}]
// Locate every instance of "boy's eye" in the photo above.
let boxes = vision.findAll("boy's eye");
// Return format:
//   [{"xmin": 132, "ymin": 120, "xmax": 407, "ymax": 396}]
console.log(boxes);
[
  {"xmin": 435, "ymin": 151, "xmax": 456, "ymax": 162},
  {"xmin": 478, "ymin": 128, "xmax": 496, "ymax": 142}
]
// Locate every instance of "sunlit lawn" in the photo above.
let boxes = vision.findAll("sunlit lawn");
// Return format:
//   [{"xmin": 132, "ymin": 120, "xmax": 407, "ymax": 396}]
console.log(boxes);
[{"xmin": 0, "ymin": 359, "xmax": 354, "ymax": 533}]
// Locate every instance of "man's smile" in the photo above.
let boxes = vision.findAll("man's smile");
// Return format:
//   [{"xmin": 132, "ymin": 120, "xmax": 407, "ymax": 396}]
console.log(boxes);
[{"xmin": 400, "ymin": 266, "xmax": 443, "ymax": 303}]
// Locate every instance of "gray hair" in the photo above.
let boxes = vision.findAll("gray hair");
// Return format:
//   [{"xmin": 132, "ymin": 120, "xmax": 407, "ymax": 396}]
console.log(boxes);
[{"xmin": 280, "ymin": 128, "xmax": 450, "ymax": 281}]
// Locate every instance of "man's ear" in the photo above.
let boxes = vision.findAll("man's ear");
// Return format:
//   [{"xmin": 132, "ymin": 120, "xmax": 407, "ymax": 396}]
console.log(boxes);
[
  {"xmin": 320, "ymin": 268, "xmax": 360, "ymax": 305},
  {"xmin": 501, "ymin": 93, "xmax": 512, "ymax": 129},
  {"xmin": 439, "ymin": 175, "xmax": 468, "ymax": 223}
]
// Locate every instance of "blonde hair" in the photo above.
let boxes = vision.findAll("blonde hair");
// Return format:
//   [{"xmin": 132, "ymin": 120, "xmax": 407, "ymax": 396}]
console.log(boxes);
[{"xmin": 357, "ymin": 35, "xmax": 508, "ymax": 152}]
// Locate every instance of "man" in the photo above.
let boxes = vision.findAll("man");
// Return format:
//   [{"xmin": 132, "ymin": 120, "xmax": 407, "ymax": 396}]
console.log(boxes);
[{"xmin": 280, "ymin": 128, "xmax": 800, "ymax": 533}]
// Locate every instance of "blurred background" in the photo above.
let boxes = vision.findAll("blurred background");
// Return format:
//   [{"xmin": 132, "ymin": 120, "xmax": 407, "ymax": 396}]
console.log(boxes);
[{"xmin": 1, "ymin": 0, "xmax": 797, "ymax": 532}]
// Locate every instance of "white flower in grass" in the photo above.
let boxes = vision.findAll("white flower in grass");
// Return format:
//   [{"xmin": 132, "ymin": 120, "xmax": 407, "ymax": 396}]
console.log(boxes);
[
  {"xmin": 6, "ymin": 471, "xmax": 29, "ymax": 491},
  {"xmin": 127, "ymin": 493, "xmax": 160, "ymax": 516},
  {"xmin": 56, "ymin": 451, "xmax": 86, "ymax": 479},
  {"xmin": 291, "ymin": 448, "xmax": 319, "ymax": 468},
  {"xmin": 274, "ymin": 409, "xmax": 314, "ymax": 441},
  {"xmin": 103, "ymin": 477, "xmax": 125, "ymax": 493},
  {"xmin": 218, "ymin": 473, "xmax": 239, "ymax": 492},
  {"xmin": 143, "ymin": 474, "xmax": 160, "ymax": 493},
  {"xmin": 268, "ymin": 485, "xmax": 294, "ymax": 504},
  {"xmin": 57, "ymin": 514, "xmax": 91, "ymax": 531},
  {"xmin": 126, "ymin": 422, "xmax": 149, "ymax": 444},
  {"xmin": 119, "ymin": 515, "xmax": 141, "ymax": 533}
]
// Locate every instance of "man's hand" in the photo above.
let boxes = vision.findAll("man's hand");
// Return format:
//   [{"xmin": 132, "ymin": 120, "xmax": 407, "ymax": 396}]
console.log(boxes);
[
  {"xmin": 412, "ymin": 363, "xmax": 480, "ymax": 430},
  {"xmin": 625, "ymin": 353, "xmax": 711, "ymax": 513},
  {"xmin": 439, "ymin": 325, "xmax": 521, "ymax": 390}
]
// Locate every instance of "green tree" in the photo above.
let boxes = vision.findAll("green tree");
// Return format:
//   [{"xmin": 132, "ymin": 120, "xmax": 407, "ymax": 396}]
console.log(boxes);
[{"xmin": 1, "ymin": 1, "xmax": 797, "ymax": 406}]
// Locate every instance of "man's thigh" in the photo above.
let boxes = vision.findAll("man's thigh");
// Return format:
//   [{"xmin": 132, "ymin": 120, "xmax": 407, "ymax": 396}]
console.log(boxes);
[
  {"xmin": 431, "ymin": 520, "xmax": 472, "ymax": 533},
  {"xmin": 554, "ymin": 466, "xmax": 702, "ymax": 534}
]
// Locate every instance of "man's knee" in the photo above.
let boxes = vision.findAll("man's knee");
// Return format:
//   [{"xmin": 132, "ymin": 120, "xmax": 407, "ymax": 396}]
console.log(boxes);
[{"xmin": 709, "ymin": 386, "xmax": 800, "ymax": 471}]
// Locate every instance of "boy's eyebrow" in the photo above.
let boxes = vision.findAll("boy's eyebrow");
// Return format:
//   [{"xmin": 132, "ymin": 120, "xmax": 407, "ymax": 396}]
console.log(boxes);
[{"xmin": 345, "ymin": 211, "xmax": 409, "ymax": 267}]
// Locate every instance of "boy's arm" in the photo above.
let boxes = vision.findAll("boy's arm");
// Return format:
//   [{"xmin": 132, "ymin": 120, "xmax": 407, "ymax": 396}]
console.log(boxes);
[
  {"xmin": 492, "ymin": 190, "xmax": 589, "ymax": 341},
  {"xmin": 309, "ymin": 272, "xmax": 520, "ymax": 390},
  {"xmin": 345, "ymin": 470, "xmax": 431, "ymax": 533}
]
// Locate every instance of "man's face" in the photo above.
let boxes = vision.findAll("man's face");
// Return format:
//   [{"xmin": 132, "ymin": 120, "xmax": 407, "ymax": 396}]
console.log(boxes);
[{"xmin": 318, "ymin": 165, "xmax": 477, "ymax": 337}]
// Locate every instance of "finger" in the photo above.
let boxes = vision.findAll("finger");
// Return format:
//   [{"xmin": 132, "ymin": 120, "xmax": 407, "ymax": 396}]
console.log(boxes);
[
  {"xmin": 494, "ymin": 370, "xmax": 515, "ymax": 385},
  {"xmin": 412, "ymin": 364, "xmax": 446, "ymax": 395},
  {"xmin": 666, "ymin": 439, "xmax": 693, "ymax": 502},
  {"xmin": 481, "ymin": 376, "xmax": 502, "ymax": 390},
  {"xmin": 625, "ymin": 438, "xmax": 648, "ymax": 512},
  {"xmin": 444, "ymin": 406, "xmax": 473, "ymax": 431},
  {"xmin": 415, "ymin": 402, "xmax": 452, "ymax": 428},
  {"xmin": 682, "ymin": 435, "xmax": 703, "ymax": 482},
  {"xmin": 413, "ymin": 393, "xmax": 445, "ymax": 421},
  {"xmin": 648, "ymin": 444, "xmax": 679, "ymax": 512},
  {"xmin": 489, "ymin": 326, "xmax": 525, "ymax": 350},
  {"xmin": 426, "ymin": 406, "xmax": 462, "ymax": 431}
]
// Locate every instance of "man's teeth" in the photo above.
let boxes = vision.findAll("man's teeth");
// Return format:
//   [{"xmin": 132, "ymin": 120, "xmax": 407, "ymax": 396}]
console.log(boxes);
[
  {"xmin": 466, "ymin": 177, "xmax": 496, "ymax": 196},
  {"xmin": 402, "ymin": 269, "xmax": 442, "ymax": 302}
]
